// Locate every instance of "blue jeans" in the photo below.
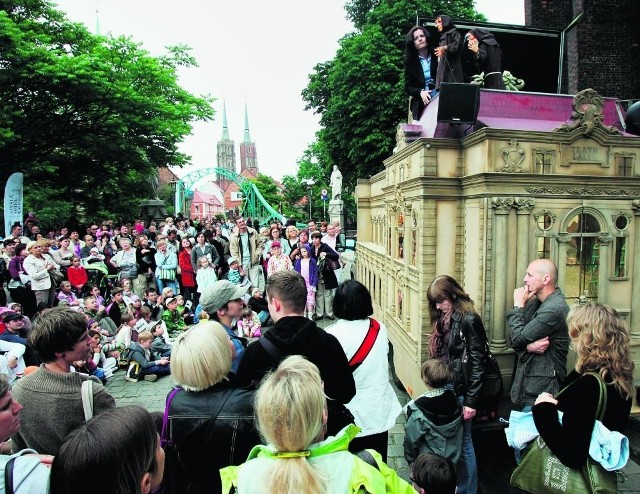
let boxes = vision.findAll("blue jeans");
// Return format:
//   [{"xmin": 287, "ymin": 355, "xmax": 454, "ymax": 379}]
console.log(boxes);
[
  {"xmin": 140, "ymin": 364, "xmax": 171, "ymax": 378},
  {"xmin": 257, "ymin": 310, "xmax": 270, "ymax": 325},
  {"xmin": 457, "ymin": 396, "xmax": 478, "ymax": 494}
]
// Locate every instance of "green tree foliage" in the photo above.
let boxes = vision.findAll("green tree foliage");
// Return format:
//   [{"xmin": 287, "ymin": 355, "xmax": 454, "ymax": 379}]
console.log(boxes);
[
  {"xmin": 303, "ymin": 0, "xmax": 485, "ymax": 191},
  {"xmin": 0, "ymin": 0, "xmax": 214, "ymax": 225}
]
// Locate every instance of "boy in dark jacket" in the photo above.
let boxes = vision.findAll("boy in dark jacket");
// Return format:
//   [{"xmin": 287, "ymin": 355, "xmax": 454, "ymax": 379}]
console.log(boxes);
[{"xmin": 125, "ymin": 330, "xmax": 170, "ymax": 382}]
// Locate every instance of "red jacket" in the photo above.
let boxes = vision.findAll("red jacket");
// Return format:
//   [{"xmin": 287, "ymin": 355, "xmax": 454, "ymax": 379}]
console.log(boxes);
[
  {"xmin": 67, "ymin": 265, "xmax": 88, "ymax": 287},
  {"xmin": 178, "ymin": 250, "xmax": 195, "ymax": 287}
]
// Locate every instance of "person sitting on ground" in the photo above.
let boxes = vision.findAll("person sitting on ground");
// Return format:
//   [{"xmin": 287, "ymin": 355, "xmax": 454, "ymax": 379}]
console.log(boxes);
[
  {"xmin": 56, "ymin": 281, "xmax": 81, "ymax": 309},
  {"xmin": 115, "ymin": 312, "xmax": 138, "ymax": 349},
  {"xmin": 247, "ymin": 287, "xmax": 270, "ymax": 326},
  {"xmin": 143, "ymin": 287, "xmax": 163, "ymax": 321},
  {"xmin": 404, "ymin": 359, "xmax": 463, "ymax": 466},
  {"xmin": 167, "ymin": 321, "xmax": 260, "ymax": 494},
  {"xmin": 87, "ymin": 329, "xmax": 118, "ymax": 380},
  {"xmin": 237, "ymin": 307, "xmax": 261, "ymax": 339},
  {"xmin": 150, "ymin": 323, "xmax": 172, "ymax": 358},
  {"xmin": 162, "ymin": 297, "xmax": 187, "ymax": 338},
  {"xmin": 11, "ymin": 307, "xmax": 116, "ymax": 455},
  {"xmin": 221, "ymin": 355, "xmax": 414, "ymax": 493},
  {"xmin": 0, "ymin": 333, "xmax": 27, "ymax": 383},
  {"xmin": 49, "ymin": 406, "xmax": 165, "ymax": 494},
  {"xmin": 106, "ymin": 287, "xmax": 130, "ymax": 327},
  {"xmin": 125, "ymin": 330, "xmax": 170, "ymax": 383},
  {"xmin": 83, "ymin": 294, "xmax": 118, "ymax": 336},
  {"xmin": 410, "ymin": 452, "xmax": 457, "ymax": 494}
]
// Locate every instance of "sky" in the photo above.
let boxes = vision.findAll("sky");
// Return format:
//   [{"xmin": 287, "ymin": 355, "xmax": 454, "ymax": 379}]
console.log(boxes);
[{"xmin": 54, "ymin": 1, "xmax": 525, "ymax": 184}]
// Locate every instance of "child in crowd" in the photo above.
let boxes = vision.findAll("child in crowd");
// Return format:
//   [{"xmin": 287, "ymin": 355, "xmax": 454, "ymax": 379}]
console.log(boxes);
[
  {"xmin": 294, "ymin": 243, "xmax": 318, "ymax": 319},
  {"xmin": 84, "ymin": 295, "xmax": 118, "ymax": 336},
  {"xmin": 196, "ymin": 256, "xmax": 217, "ymax": 295},
  {"xmin": 162, "ymin": 297, "xmax": 186, "ymax": 338},
  {"xmin": 226, "ymin": 256, "xmax": 244, "ymax": 285},
  {"xmin": 410, "ymin": 453, "xmax": 457, "ymax": 494},
  {"xmin": 404, "ymin": 359, "xmax": 463, "ymax": 466},
  {"xmin": 248, "ymin": 288, "xmax": 270, "ymax": 325},
  {"xmin": 120, "ymin": 278, "xmax": 134, "ymax": 305},
  {"xmin": 236, "ymin": 307, "xmax": 262, "ymax": 338},
  {"xmin": 150, "ymin": 324, "xmax": 172, "ymax": 358},
  {"xmin": 266, "ymin": 241, "xmax": 292, "ymax": 277},
  {"xmin": 130, "ymin": 294, "xmax": 143, "ymax": 320},
  {"xmin": 107, "ymin": 287, "xmax": 131, "ymax": 327},
  {"xmin": 89, "ymin": 285, "xmax": 106, "ymax": 307},
  {"xmin": 125, "ymin": 330, "xmax": 170, "ymax": 383},
  {"xmin": 88, "ymin": 320, "xmax": 123, "ymax": 358},
  {"xmin": 161, "ymin": 286, "xmax": 174, "ymax": 302},
  {"xmin": 115, "ymin": 312, "xmax": 138, "ymax": 349},
  {"xmin": 175, "ymin": 294, "xmax": 194, "ymax": 325},
  {"xmin": 143, "ymin": 287, "xmax": 163, "ymax": 321},
  {"xmin": 87, "ymin": 329, "xmax": 118, "ymax": 379},
  {"xmin": 66, "ymin": 256, "xmax": 88, "ymax": 296},
  {"xmin": 57, "ymin": 281, "xmax": 81, "ymax": 309}
]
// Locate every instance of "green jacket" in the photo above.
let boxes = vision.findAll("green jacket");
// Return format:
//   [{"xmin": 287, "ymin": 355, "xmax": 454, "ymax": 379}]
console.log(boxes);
[{"xmin": 220, "ymin": 425, "xmax": 414, "ymax": 493}]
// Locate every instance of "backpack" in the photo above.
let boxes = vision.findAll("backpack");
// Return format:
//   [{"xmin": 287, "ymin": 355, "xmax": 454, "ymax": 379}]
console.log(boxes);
[{"xmin": 0, "ymin": 450, "xmax": 51, "ymax": 494}]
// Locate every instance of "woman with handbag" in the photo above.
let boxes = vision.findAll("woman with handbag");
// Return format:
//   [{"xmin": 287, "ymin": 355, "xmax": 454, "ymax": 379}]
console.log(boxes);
[
  {"xmin": 7, "ymin": 243, "xmax": 38, "ymax": 318},
  {"xmin": 427, "ymin": 275, "xmax": 490, "ymax": 494},
  {"xmin": 515, "ymin": 303, "xmax": 634, "ymax": 492},
  {"xmin": 325, "ymin": 280, "xmax": 402, "ymax": 462},
  {"xmin": 154, "ymin": 240, "xmax": 178, "ymax": 294}
]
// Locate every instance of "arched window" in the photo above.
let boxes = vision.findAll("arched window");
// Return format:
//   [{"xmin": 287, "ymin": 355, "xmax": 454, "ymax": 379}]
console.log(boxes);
[{"xmin": 564, "ymin": 210, "xmax": 602, "ymax": 300}]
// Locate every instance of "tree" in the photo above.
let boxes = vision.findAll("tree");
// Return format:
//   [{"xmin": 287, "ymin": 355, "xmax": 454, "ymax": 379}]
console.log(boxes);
[
  {"xmin": 0, "ymin": 0, "xmax": 214, "ymax": 224},
  {"xmin": 302, "ymin": 0, "xmax": 485, "ymax": 192}
]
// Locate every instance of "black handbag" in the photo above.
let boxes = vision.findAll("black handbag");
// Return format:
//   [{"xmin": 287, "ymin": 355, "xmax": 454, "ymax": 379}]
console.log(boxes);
[{"xmin": 460, "ymin": 329, "xmax": 504, "ymax": 422}]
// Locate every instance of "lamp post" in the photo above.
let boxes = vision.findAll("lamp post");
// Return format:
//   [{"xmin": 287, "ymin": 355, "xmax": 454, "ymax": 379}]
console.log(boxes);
[{"xmin": 303, "ymin": 178, "xmax": 315, "ymax": 221}]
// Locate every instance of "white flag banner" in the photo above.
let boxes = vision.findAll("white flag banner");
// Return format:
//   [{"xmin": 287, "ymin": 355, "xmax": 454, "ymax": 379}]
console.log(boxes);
[{"xmin": 4, "ymin": 172, "xmax": 23, "ymax": 238}]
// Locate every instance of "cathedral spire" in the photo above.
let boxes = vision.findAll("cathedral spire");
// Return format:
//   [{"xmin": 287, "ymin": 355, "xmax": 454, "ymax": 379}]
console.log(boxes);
[
  {"xmin": 243, "ymin": 100, "xmax": 252, "ymax": 143},
  {"xmin": 222, "ymin": 99, "xmax": 230, "ymax": 141}
]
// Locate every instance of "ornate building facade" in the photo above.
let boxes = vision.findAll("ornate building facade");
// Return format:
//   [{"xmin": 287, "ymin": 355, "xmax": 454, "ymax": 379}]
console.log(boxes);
[{"xmin": 356, "ymin": 89, "xmax": 640, "ymax": 397}]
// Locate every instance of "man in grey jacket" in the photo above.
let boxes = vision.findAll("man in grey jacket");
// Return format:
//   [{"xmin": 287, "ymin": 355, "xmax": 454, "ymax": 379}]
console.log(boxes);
[{"xmin": 506, "ymin": 259, "xmax": 570, "ymax": 409}]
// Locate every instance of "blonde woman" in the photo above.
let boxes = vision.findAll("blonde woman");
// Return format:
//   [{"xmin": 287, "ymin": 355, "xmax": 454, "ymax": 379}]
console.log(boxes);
[
  {"xmin": 167, "ymin": 322, "xmax": 259, "ymax": 494},
  {"xmin": 532, "ymin": 303, "xmax": 635, "ymax": 469},
  {"xmin": 223, "ymin": 355, "xmax": 414, "ymax": 493}
]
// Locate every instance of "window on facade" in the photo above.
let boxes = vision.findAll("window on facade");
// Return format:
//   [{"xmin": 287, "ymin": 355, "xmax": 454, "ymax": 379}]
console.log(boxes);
[
  {"xmin": 564, "ymin": 212, "xmax": 601, "ymax": 300},
  {"xmin": 535, "ymin": 152, "xmax": 552, "ymax": 174},
  {"xmin": 537, "ymin": 237, "xmax": 551, "ymax": 259},
  {"xmin": 613, "ymin": 237, "xmax": 627, "ymax": 278},
  {"xmin": 616, "ymin": 155, "xmax": 633, "ymax": 177}
]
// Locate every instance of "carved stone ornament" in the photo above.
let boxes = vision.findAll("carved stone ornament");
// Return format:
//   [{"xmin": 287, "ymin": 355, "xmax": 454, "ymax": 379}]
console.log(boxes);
[
  {"xmin": 498, "ymin": 139, "xmax": 526, "ymax": 173},
  {"xmin": 553, "ymin": 88, "xmax": 621, "ymax": 136},
  {"xmin": 525, "ymin": 186, "xmax": 640, "ymax": 196},
  {"xmin": 389, "ymin": 185, "xmax": 408, "ymax": 214},
  {"xmin": 533, "ymin": 209, "xmax": 557, "ymax": 226},
  {"xmin": 598, "ymin": 234, "xmax": 613, "ymax": 245},
  {"xmin": 514, "ymin": 197, "xmax": 536, "ymax": 214},
  {"xmin": 491, "ymin": 197, "xmax": 514, "ymax": 214}
]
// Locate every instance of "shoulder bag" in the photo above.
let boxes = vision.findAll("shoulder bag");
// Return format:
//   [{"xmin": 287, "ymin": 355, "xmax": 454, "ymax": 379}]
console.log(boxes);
[
  {"xmin": 510, "ymin": 372, "xmax": 618, "ymax": 494},
  {"xmin": 460, "ymin": 328, "xmax": 504, "ymax": 421}
]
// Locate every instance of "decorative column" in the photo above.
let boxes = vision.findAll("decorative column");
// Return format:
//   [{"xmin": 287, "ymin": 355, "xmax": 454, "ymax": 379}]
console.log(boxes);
[
  {"xmin": 514, "ymin": 197, "xmax": 536, "ymax": 282},
  {"xmin": 596, "ymin": 235, "xmax": 612, "ymax": 305},
  {"xmin": 490, "ymin": 197, "xmax": 514, "ymax": 352},
  {"xmin": 630, "ymin": 201, "xmax": 640, "ymax": 339}
]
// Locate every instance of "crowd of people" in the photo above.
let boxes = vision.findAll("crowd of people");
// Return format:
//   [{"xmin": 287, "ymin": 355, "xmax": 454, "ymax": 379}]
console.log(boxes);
[{"xmin": 0, "ymin": 210, "xmax": 635, "ymax": 493}]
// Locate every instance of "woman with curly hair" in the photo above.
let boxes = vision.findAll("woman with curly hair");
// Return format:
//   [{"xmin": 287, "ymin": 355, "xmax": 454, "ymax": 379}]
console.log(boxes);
[
  {"xmin": 427, "ymin": 275, "xmax": 489, "ymax": 494},
  {"xmin": 532, "ymin": 303, "xmax": 635, "ymax": 469}
]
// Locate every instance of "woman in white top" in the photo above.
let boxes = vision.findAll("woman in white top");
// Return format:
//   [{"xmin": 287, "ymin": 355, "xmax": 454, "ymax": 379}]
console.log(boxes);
[{"xmin": 325, "ymin": 280, "xmax": 402, "ymax": 462}]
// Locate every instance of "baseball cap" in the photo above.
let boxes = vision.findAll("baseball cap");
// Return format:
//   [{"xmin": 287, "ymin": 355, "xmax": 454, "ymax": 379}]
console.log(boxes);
[
  {"xmin": 200, "ymin": 280, "xmax": 247, "ymax": 313},
  {"xmin": 271, "ymin": 241, "xmax": 281, "ymax": 248},
  {"xmin": 227, "ymin": 256, "xmax": 238, "ymax": 265},
  {"xmin": 2, "ymin": 312, "xmax": 22, "ymax": 323}
]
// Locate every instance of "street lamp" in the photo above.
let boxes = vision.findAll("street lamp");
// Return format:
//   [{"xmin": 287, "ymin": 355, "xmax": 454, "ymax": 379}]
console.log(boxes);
[{"xmin": 303, "ymin": 178, "xmax": 315, "ymax": 221}]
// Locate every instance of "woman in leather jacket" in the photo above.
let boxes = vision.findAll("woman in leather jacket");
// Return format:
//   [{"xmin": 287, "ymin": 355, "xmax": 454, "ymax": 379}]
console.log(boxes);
[
  {"xmin": 166, "ymin": 321, "xmax": 260, "ymax": 494},
  {"xmin": 427, "ymin": 275, "xmax": 488, "ymax": 494}
]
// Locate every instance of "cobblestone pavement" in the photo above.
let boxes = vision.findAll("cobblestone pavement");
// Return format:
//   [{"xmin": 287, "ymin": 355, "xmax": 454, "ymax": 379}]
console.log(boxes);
[{"xmin": 104, "ymin": 317, "xmax": 640, "ymax": 492}]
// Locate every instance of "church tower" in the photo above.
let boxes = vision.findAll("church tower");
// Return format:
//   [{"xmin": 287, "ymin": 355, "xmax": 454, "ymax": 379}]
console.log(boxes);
[
  {"xmin": 239, "ymin": 102, "xmax": 258, "ymax": 176},
  {"xmin": 216, "ymin": 99, "xmax": 236, "ymax": 189}
]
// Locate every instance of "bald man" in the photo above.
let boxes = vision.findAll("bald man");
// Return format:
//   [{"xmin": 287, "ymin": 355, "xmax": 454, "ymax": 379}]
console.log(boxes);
[{"xmin": 506, "ymin": 259, "xmax": 570, "ymax": 409}]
